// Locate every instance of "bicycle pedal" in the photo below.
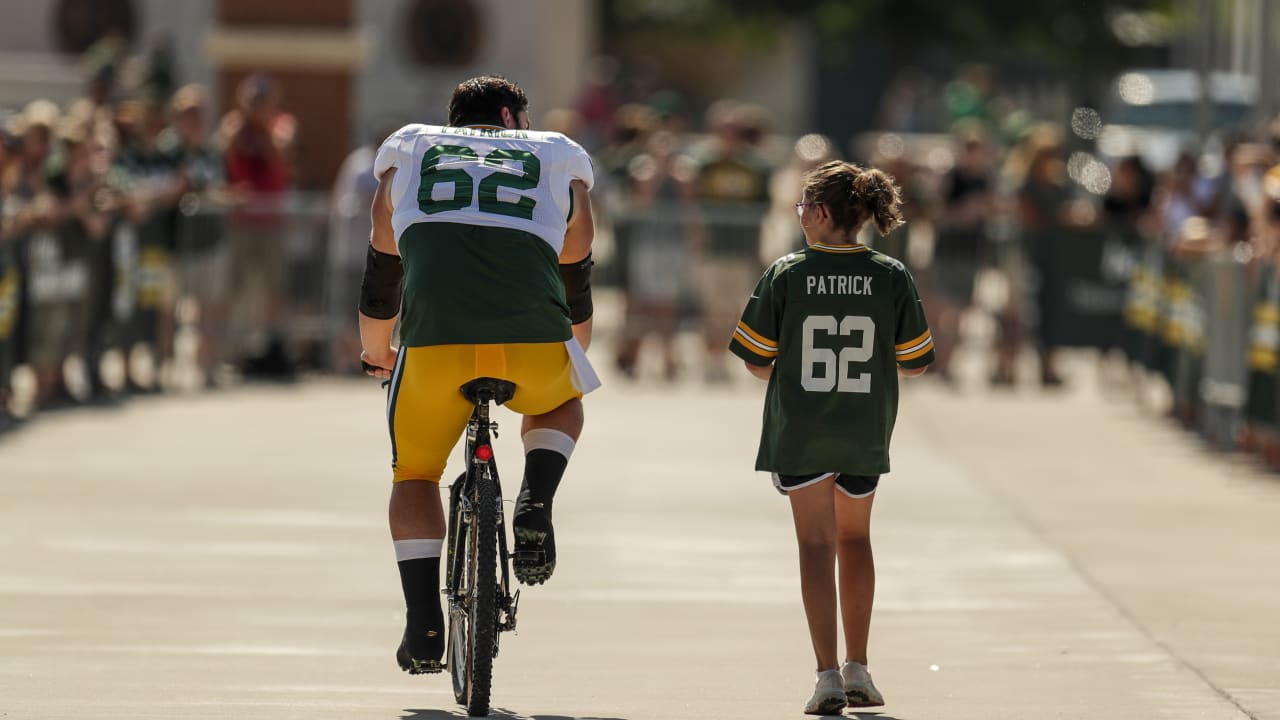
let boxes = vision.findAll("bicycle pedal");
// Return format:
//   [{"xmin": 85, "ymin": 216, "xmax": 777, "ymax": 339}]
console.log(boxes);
[
  {"xmin": 404, "ymin": 659, "xmax": 444, "ymax": 675},
  {"xmin": 397, "ymin": 646, "xmax": 445, "ymax": 675}
]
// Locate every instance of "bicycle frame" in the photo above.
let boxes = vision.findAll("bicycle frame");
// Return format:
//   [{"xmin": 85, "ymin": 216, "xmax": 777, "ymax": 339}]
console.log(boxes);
[
  {"xmin": 448, "ymin": 394, "xmax": 520, "ymax": 633},
  {"xmin": 444, "ymin": 378, "xmax": 520, "ymax": 716}
]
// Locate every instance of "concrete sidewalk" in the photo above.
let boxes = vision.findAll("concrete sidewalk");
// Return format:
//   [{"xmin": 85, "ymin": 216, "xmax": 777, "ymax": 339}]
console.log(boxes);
[
  {"xmin": 910, "ymin": 377, "xmax": 1280, "ymax": 720},
  {"xmin": 0, "ymin": 365, "xmax": 1276, "ymax": 719}
]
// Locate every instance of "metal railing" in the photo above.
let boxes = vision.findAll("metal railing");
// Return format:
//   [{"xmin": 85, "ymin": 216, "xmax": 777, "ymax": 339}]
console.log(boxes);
[{"xmin": 4, "ymin": 186, "xmax": 1280, "ymax": 466}]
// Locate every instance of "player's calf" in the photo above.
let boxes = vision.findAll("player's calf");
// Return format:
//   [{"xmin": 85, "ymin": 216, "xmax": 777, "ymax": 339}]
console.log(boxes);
[
  {"xmin": 395, "ymin": 538, "xmax": 444, "ymax": 673},
  {"xmin": 513, "ymin": 428, "xmax": 575, "ymax": 585}
]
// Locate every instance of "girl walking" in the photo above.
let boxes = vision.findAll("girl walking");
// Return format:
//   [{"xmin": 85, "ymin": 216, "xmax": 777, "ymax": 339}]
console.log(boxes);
[{"xmin": 729, "ymin": 161, "xmax": 934, "ymax": 714}]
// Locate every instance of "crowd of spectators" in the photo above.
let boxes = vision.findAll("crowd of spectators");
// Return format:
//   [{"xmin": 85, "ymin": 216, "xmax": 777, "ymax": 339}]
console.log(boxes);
[
  {"xmin": 8, "ymin": 45, "xmax": 1280, "ymax": 467},
  {"xmin": 0, "ymin": 40, "xmax": 300, "ymax": 426},
  {"xmin": 570, "ymin": 62, "xmax": 1280, "ymax": 474}
]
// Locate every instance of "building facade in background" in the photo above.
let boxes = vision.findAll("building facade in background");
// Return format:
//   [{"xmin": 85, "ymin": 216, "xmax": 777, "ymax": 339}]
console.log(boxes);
[{"xmin": 0, "ymin": 0, "xmax": 595, "ymax": 188}]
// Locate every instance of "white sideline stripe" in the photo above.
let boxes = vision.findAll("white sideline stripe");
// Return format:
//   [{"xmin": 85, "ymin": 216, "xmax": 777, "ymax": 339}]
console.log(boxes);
[
  {"xmin": 523, "ymin": 428, "xmax": 576, "ymax": 459},
  {"xmin": 896, "ymin": 335, "xmax": 933, "ymax": 355},
  {"xmin": 394, "ymin": 538, "xmax": 443, "ymax": 561},
  {"xmin": 734, "ymin": 328, "xmax": 777, "ymax": 353},
  {"xmin": 385, "ymin": 350, "xmax": 406, "ymax": 420}
]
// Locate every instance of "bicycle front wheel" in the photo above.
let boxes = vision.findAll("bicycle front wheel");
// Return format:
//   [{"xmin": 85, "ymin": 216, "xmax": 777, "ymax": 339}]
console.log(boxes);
[{"xmin": 450, "ymin": 466, "xmax": 498, "ymax": 717}]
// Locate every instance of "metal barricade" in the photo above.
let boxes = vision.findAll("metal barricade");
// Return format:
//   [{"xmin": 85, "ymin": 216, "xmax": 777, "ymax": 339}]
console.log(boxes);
[
  {"xmin": 130, "ymin": 210, "xmax": 176, "ymax": 353},
  {"xmin": 1244, "ymin": 262, "xmax": 1280, "ymax": 431},
  {"xmin": 1167, "ymin": 259, "xmax": 1207, "ymax": 428},
  {"xmin": 326, "ymin": 189, "xmax": 372, "ymax": 374},
  {"xmin": 104, "ymin": 220, "xmax": 145, "ymax": 374},
  {"xmin": 1123, "ymin": 243, "xmax": 1164, "ymax": 369},
  {"xmin": 173, "ymin": 193, "xmax": 337, "ymax": 378},
  {"xmin": 604, "ymin": 198, "xmax": 767, "ymax": 380},
  {"xmin": 20, "ymin": 223, "xmax": 97, "ymax": 400},
  {"xmin": 1043, "ymin": 226, "xmax": 1134, "ymax": 350},
  {"xmin": 1196, "ymin": 251, "xmax": 1251, "ymax": 449},
  {"xmin": 79, "ymin": 208, "xmax": 186, "ymax": 393},
  {"xmin": 169, "ymin": 196, "xmax": 229, "ymax": 387},
  {"xmin": 0, "ymin": 190, "xmax": 378, "ymax": 414},
  {"xmin": 0, "ymin": 238, "xmax": 19, "ymax": 400},
  {"xmin": 1150, "ymin": 255, "xmax": 1191, "ymax": 385}
]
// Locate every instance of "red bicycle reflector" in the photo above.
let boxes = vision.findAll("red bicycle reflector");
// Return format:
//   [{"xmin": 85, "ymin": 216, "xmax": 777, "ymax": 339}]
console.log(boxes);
[{"xmin": 476, "ymin": 445, "xmax": 493, "ymax": 461}]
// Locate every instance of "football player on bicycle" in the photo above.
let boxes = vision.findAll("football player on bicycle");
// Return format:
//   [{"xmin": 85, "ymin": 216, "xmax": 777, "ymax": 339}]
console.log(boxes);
[{"xmin": 358, "ymin": 75, "xmax": 598, "ymax": 674}]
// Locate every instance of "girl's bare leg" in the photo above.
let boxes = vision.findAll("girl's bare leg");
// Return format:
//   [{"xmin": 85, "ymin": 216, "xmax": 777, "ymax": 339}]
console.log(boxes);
[
  {"xmin": 788, "ymin": 477, "xmax": 839, "ymax": 670},
  {"xmin": 834, "ymin": 490, "xmax": 876, "ymax": 665}
]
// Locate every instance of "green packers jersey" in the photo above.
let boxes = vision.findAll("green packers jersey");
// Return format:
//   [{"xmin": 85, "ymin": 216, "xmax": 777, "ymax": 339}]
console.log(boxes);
[
  {"xmin": 728, "ymin": 243, "xmax": 935, "ymax": 475},
  {"xmin": 373, "ymin": 123, "xmax": 594, "ymax": 346}
]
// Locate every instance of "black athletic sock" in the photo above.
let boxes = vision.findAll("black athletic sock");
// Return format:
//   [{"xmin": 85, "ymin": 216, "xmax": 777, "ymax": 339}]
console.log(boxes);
[
  {"xmin": 397, "ymin": 557, "xmax": 443, "ymax": 658},
  {"xmin": 516, "ymin": 449, "xmax": 569, "ymax": 516}
]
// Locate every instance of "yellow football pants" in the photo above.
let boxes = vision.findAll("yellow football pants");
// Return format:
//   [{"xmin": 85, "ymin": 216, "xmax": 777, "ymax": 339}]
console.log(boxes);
[{"xmin": 386, "ymin": 343, "xmax": 581, "ymax": 482}]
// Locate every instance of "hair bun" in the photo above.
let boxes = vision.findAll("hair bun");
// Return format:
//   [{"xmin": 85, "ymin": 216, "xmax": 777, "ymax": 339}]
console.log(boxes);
[{"xmin": 855, "ymin": 169, "xmax": 904, "ymax": 236}]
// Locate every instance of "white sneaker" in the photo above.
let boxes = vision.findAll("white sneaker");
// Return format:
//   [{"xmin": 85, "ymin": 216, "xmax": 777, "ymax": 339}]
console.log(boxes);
[
  {"xmin": 841, "ymin": 661, "xmax": 885, "ymax": 707},
  {"xmin": 804, "ymin": 669, "xmax": 847, "ymax": 715}
]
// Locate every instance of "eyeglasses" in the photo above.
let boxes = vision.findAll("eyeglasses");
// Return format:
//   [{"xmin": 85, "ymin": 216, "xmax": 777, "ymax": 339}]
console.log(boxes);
[{"xmin": 795, "ymin": 201, "xmax": 822, "ymax": 217}]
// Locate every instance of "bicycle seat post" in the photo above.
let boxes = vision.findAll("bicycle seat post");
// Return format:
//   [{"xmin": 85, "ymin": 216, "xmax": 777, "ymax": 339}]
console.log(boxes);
[
  {"xmin": 475, "ymin": 392, "xmax": 493, "ymax": 423},
  {"xmin": 460, "ymin": 378, "xmax": 517, "ymax": 413}
]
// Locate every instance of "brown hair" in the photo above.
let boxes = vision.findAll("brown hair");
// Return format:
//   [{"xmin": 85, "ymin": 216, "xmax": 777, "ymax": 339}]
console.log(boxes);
[
  {"xmin": 801, "ymin": 160, "xmax": 904, "ymax": 236},
  {"xmin": 447, "ymin": 75, "xmax": 528, "ymax": 127}
]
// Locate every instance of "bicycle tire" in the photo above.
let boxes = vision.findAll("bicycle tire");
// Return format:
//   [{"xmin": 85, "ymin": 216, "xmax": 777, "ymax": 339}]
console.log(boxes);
[{"xmin": 461, "ymin": 466, "xmax": 498, "ymax": 717}]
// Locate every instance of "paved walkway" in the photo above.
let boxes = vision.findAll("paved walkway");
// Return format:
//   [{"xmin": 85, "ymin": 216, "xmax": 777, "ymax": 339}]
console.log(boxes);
[{"xmin": 1, "ymin": 358, "xmax": 1277, "ymax": 719}]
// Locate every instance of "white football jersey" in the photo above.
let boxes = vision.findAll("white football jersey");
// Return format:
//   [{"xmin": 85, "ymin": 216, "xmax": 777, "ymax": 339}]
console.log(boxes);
[{"xmin": 373, "ymin": 123, "xmax": 594, "ymax": 255}]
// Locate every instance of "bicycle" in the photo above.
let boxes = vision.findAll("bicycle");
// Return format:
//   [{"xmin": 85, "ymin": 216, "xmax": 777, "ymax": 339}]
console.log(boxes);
[
  {"xmin": 445, "ymin": 377, "xmax": 522, "ymax": 717},
  {"xmin": 365, "ymin": 360, "xmax": 523, "ymax": 718}
]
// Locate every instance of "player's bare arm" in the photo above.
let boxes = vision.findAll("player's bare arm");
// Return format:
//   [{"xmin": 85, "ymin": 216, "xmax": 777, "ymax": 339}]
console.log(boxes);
[
  {"xmin": 560, "ymin": 178, "xmax": 595, "ymax": 350},
  {"xmin": 358, "ymin": 167, "xmax": 401, "ymax": 379}
]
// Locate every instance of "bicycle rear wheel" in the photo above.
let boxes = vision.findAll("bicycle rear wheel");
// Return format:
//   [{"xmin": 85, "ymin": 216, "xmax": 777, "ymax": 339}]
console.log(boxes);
[{"xmin": 449, "ymin": 466, "xmax": 498, "ymax": 717}]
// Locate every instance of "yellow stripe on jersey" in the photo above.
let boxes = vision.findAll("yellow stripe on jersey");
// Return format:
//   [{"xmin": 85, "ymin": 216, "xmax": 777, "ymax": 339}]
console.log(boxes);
[
  {"xmin": 896, "ymin": 329, "xmax": 931, "ymax": 351},
  {"xmin": 733, "ymin": 327, "xmax": 779, "ymax": 358},
  {"xmin": 895, "ymin": 332, "xmax": 933, "ymax": 361},
  {"xmin": 897, "ymin": 339, "xmax": 934, "ymax": 362},
  {"xmin": 810, "ymin": 243, "xmax": 870, "ymax": 254},
  {"xmin": 736, "ymin": 321, "xmax": 778, "ymax": 350}
]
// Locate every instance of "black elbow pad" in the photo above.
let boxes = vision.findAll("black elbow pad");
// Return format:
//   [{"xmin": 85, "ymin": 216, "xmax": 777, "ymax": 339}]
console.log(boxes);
[
  {"xmin": 559, "ymin": 253, "xmax": 593, "ymax": 324},
  {"xmin": 359, "ymin": 245, "xmax": 404, "ymax": 319}
]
